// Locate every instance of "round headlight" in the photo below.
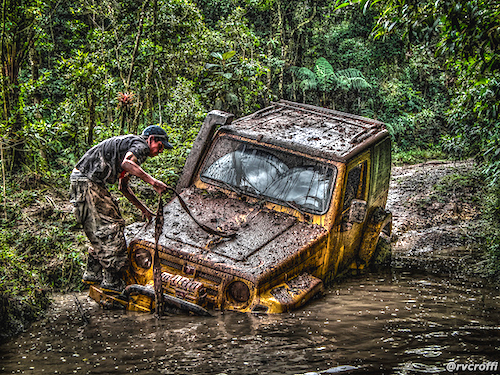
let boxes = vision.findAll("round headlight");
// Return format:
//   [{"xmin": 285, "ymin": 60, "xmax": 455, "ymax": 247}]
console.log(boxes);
[
  {"xmin": 227, "ymin": 281, "xmax": 250, "ymax": 303},
  {"xmin": 134, "ymin": 247, "xmax": 152, "ymax": 269}
]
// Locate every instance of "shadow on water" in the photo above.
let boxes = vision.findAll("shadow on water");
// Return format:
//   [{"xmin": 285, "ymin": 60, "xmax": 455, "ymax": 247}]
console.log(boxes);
[{"xmin": 1, "ymin": 269, "xmax": 499, "ymax": 375}]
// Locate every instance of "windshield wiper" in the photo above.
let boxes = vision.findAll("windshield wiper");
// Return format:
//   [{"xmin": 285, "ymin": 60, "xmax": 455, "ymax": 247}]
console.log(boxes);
[
  {"xmin": 218, "ymin": 180, "xmax": 241, "ymax": 196},
  {"xmin": 239, "ymin": 185, "xmax": 258, "ymax": 195},
  {"xmin": 282, "ymin": 200, "xmax": 307, "ymax": 218}
]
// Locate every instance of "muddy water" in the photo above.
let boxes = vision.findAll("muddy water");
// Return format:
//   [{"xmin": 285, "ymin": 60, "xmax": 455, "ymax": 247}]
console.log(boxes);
[{"xmin": 1, "ymin": 270, "xmax": 499, "ymax": 375}]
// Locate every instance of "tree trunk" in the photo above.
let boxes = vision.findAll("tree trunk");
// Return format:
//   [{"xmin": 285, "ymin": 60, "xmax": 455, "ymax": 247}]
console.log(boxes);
[
  {"xmin": 29, "ymin": 41, "xmax": 41, "ymax": 119},
  {"xmin": 87, "ymin": 91, "xmax": 96, "ymax": 145}
]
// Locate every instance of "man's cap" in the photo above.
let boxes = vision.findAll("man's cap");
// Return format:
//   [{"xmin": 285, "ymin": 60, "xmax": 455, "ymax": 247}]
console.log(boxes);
[{"xmin": 142, "ymin": 125, "xmax": 173, "ymax": 149}]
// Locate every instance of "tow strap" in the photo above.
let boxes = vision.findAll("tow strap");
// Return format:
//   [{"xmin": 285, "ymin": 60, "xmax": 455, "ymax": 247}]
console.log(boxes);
[{"xmin": 153, "ymin": 194, "xmax": 164, "ymax": 317}]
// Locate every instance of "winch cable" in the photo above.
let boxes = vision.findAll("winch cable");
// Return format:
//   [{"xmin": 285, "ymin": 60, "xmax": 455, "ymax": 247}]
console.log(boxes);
[
  {"xmin": 127, "ymin": 186, "xmax": 237, "ymax": 244},
  {"xmin": 151, "ymin": 188, "xmax": 231, "ymax": 317},
  {"xmin": 124, "ymin": 186, "xmax": 236, "ymax": 316},
  {"xmin": 165, "ymin": 186, "xmax": 237, "ymax": 238}
]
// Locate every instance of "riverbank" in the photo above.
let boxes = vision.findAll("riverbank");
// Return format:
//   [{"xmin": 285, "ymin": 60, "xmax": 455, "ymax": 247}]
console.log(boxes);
[{"xmin": 387, "ymin": 159, "xmax": 493, "ymax": 281}]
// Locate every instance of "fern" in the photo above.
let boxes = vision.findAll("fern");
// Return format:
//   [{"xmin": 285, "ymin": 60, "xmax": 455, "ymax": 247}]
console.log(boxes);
[
  {"xmin": 292, "ymin": 67, "xmax": 318, "ymax": 101},
  {"xmin": 350, "ymin": 77, "xmax": 372, "ymax": 90},
  {"xmin": 299, "ymin": 79, "xmax": 317, "ymax": 92},
  {"xmin": 314, "ymin": 57, "xmax": 334, "ymax": 90},
  {"xmin": 332, "ymin": 68, "xmax": 371, "ymax": 91},
  {"xmin": 289, "ymin": 58, "xmax": 372, "ymax": 105},
  {"xmin": 295, "ymin": 67, "xmax": 316, "ymax": 82}
]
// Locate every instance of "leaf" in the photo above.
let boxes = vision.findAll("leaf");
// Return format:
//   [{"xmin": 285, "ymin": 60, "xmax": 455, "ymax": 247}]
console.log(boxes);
[
  {"xmin": 350, "ymin": 77, "xmax": 372, "ymax": 90},
  {"xmin": 299, "ymin": 79, "xmax": 317, "ymax": 91},
  {"xmin": 205, "ymin": 63, "xmax": 222, "ymax": 70},
  {"xmin": 313, "ymin": 58, "xmax": 334, "ymax": 89},
  {"xmin": 363, "ymin": 0, "xmax": 371, "ymax": 15},
  {"xmin": 225, "ymin": 92, "xmax": 239, "ymax": 105},
  {"xmin": 334, "ymin": 1, "xmax": 351, "ymax": 11},
  {"xmin": 222, "ymin": 51, "xmax": 237, "ymax": 61},
  {"xmin": 295, "ymin": 67, "xmax": 316, "ymax": 81},
  {"xmin": 215, "ymin": 72, "xmax": 233, "ymax": 79},
  {"xmin": 210, "ymin": 52, "xmax": 223, "ymax": 60}
]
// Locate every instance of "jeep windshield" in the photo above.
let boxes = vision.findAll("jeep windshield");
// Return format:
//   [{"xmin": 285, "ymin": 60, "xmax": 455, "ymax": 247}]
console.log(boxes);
[{"xmin": 200, "ymin": 136, "xmax": 336, "ymax": 214}]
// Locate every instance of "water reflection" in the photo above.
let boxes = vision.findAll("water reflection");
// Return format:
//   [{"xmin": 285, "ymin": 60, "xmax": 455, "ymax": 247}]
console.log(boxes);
[{"xmin": 1, "ymin": 271, "xmax": 499, "ymax": 375}]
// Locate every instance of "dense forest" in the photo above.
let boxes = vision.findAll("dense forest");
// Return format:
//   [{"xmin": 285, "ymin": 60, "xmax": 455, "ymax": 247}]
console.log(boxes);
[{"xmin": 0, "ymin": 0, "xmax": 499, "ymax": 339}]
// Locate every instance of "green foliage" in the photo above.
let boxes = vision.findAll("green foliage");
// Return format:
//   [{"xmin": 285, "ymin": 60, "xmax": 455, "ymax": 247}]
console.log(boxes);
[
  {"xmin": 1, "ymin": 0, "xmax": 500, "ymax": 336},
  {"xmin": 367, "ymin": 0, "xmax": 500, "ymax": 74},
  {"xmin": 290, "ymin": 57, "xmax": 372, "ymax": 111},
  {"xmin": 201, "ymin": 49, "xmax": 269, "ymax": 115},
  {"xmin": 446, "ymin": 74, "xmax": 500, "ymax": 176}
]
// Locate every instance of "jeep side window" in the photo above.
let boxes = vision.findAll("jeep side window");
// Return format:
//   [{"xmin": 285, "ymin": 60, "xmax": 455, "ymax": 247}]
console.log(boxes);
[{"xmin": 343, "ymin": 161, "xmax": 367, "ymax": 212}]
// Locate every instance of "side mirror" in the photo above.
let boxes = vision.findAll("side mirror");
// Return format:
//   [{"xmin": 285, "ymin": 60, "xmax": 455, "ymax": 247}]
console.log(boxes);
[{"xmin": 349, "ymin": 199, "xmax": 367, "ymax": 224}]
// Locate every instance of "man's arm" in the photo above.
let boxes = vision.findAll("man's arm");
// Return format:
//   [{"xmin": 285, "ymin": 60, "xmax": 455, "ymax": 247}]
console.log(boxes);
[
  {"xmin": 121, "ymin": 151, "xmax": 168, "ymax": 194},
  {"xmin": 119, "ymin": 151, "xmax": 168, "ymax": 221},
  {"xmin": 119, "ymin": 173, "xmax": 155, "ymax": 221}
]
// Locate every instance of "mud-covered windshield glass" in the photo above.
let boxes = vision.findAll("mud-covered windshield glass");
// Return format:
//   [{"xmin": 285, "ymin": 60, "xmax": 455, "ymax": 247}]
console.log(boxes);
[{"xmin": 200, "ymin": 137, "xmax": 336, "ymax": 214}]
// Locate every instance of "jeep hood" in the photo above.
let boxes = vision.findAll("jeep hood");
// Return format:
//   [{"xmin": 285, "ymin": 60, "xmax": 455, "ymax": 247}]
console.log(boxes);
[{"xmin": 125, "ymin": 187, "xmax": 327, "ymax": 277}]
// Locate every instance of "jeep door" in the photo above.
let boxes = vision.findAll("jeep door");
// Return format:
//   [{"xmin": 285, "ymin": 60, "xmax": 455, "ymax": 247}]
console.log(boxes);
[{"xmin": 339, "ymin": 152, "xmax": 370, "ymax": 270}]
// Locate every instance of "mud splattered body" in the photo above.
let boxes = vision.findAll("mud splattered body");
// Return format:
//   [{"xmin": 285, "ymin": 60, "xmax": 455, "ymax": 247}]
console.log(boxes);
[
  {"xmin": 96, "ymin": 100, "xmax": 392, "ymax": 314},
  {"xmin": 126, "ymin": 187, "xmax": 326, "ymax": 278}
]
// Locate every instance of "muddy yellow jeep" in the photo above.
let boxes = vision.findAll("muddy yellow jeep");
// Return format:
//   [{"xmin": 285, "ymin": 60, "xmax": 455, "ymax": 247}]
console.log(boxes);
[{"xmin": 89, "ymin": 100, "xmax": 392, "ymax": 314}]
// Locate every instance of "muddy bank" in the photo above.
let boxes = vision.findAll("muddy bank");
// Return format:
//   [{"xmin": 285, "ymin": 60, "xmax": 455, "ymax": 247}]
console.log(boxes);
[{"xmin": 386, "ymin": 160, "xmax": 488, "ymax": 279}]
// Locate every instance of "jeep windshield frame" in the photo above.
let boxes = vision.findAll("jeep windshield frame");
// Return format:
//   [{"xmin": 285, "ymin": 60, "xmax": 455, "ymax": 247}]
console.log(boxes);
[{"xmin": 199, "ymin": 135, "xmax": 337, "ymax": 215}]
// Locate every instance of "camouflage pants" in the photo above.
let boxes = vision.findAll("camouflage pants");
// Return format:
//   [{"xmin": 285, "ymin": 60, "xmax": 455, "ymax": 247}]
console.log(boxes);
[{"xmin": 70, "ymin": 172, "xmax": 128, "ymax": 273}]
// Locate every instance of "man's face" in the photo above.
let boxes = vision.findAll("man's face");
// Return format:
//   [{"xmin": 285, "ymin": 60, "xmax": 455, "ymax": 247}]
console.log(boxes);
[{"xmin": 148, "ymin": 136, "xmax": 165, "ymax": 157}]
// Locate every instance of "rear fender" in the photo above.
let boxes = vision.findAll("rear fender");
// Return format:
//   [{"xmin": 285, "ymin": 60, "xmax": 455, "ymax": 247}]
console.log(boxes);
[{"xmin": 356, "ymin": 207, "xmax": 392, "ymax": 267}]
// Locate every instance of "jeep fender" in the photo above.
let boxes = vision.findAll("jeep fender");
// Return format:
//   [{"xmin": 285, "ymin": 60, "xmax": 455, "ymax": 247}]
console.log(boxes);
[{"xmin": 358, "ymin": 207, "xmax": 392, "ymax": 265}]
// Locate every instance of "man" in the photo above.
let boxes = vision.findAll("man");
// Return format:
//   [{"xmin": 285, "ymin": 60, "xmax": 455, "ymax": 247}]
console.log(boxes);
[{"xmin": 70, "ymin": 125, "xmax": 172, "ymax": 292}]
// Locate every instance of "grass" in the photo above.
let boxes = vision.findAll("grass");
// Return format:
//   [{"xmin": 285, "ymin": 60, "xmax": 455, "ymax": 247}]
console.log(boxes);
[{"xmin": 392, "ymin": 147, "xmax": 447, "ymax": 166}]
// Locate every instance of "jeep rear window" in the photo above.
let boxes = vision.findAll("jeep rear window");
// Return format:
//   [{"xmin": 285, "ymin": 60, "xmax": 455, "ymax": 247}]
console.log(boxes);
[{"xmin": 200, "ymin": 137, "xmax": 336, "ymax": 214}]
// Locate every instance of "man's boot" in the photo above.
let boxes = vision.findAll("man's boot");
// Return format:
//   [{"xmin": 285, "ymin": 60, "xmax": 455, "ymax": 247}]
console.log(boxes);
[
  {"xmin": 100, "ymin": 268, "xmax": 126, "ymax": 293},
  {"xmin": 82, "ymin": 252, "xmax": 103, "ymax": 284}
]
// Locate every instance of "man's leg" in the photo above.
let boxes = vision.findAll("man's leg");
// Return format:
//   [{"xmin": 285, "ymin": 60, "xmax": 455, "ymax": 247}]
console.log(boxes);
[
  {"xmin": 82, "ymin": 247, "xmax": 103, "ymax": 283},
  {"xmin": 85, "ymin": 182, "xmax": 128, "ymax": 292}
]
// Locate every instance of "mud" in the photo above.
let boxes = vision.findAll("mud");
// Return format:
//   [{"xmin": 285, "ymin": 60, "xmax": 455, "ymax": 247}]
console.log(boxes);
[
  {"xmin": 386, "ymin": 159, "xmax": 486, "ymax": 277},
  {"xmin": 125, "ymin": 186, "xmax": 326, "ymax": 279},
  {"xmin": 224, "ymin": 100, "xmax": 385, "ymax": 159}
]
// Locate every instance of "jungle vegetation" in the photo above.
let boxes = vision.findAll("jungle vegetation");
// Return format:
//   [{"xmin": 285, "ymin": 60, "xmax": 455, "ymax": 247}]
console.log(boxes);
[{"xmin": 0, "ymin": 0, "xmax": 499, "ymax": 339}]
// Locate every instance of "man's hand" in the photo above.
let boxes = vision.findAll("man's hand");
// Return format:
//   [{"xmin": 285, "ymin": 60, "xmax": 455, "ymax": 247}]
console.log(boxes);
[
  {"xmin": 152, "ymin": 178, "xmax": 168, "ymax": 195},
  {"xmin": 141, "ymin": 207, "xmax": 155, "ymax": 222}
]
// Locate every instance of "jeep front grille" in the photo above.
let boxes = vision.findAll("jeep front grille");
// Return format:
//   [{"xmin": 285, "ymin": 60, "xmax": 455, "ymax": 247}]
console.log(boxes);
[
  {"xmin": 161, "ymin": 271, "xmax": 206, "ymax": 305},
  {"xmin": 198, "ymin": 272, "xmax": 222, "ymax": 285},
  {"xmin": 161, "ymin": 259, "xmax": 183, "ymax": 271}
]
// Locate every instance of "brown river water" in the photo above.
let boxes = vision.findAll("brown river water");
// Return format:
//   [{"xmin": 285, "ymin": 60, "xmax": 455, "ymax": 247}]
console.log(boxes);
[{"xmin": 1, "ymin": 269, "xmax": 499, "ymax": 375}]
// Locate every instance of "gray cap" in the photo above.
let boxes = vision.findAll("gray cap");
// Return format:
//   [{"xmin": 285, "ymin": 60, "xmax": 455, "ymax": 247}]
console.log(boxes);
[{"xmin": 142, "ymin": 125, "xmax": 173, "ymax": 149}]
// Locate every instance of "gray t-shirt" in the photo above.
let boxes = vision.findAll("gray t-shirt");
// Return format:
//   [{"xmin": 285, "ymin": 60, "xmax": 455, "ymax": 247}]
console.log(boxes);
[{"xmin": 75, "ymin": 135, "xmax": 150, "ymax": 185}]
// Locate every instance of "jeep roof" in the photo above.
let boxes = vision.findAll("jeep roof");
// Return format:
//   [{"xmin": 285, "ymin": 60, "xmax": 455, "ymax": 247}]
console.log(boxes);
[{"xmin": 219, "ymin": 100, "xmax": 387, "ymax": 162}]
